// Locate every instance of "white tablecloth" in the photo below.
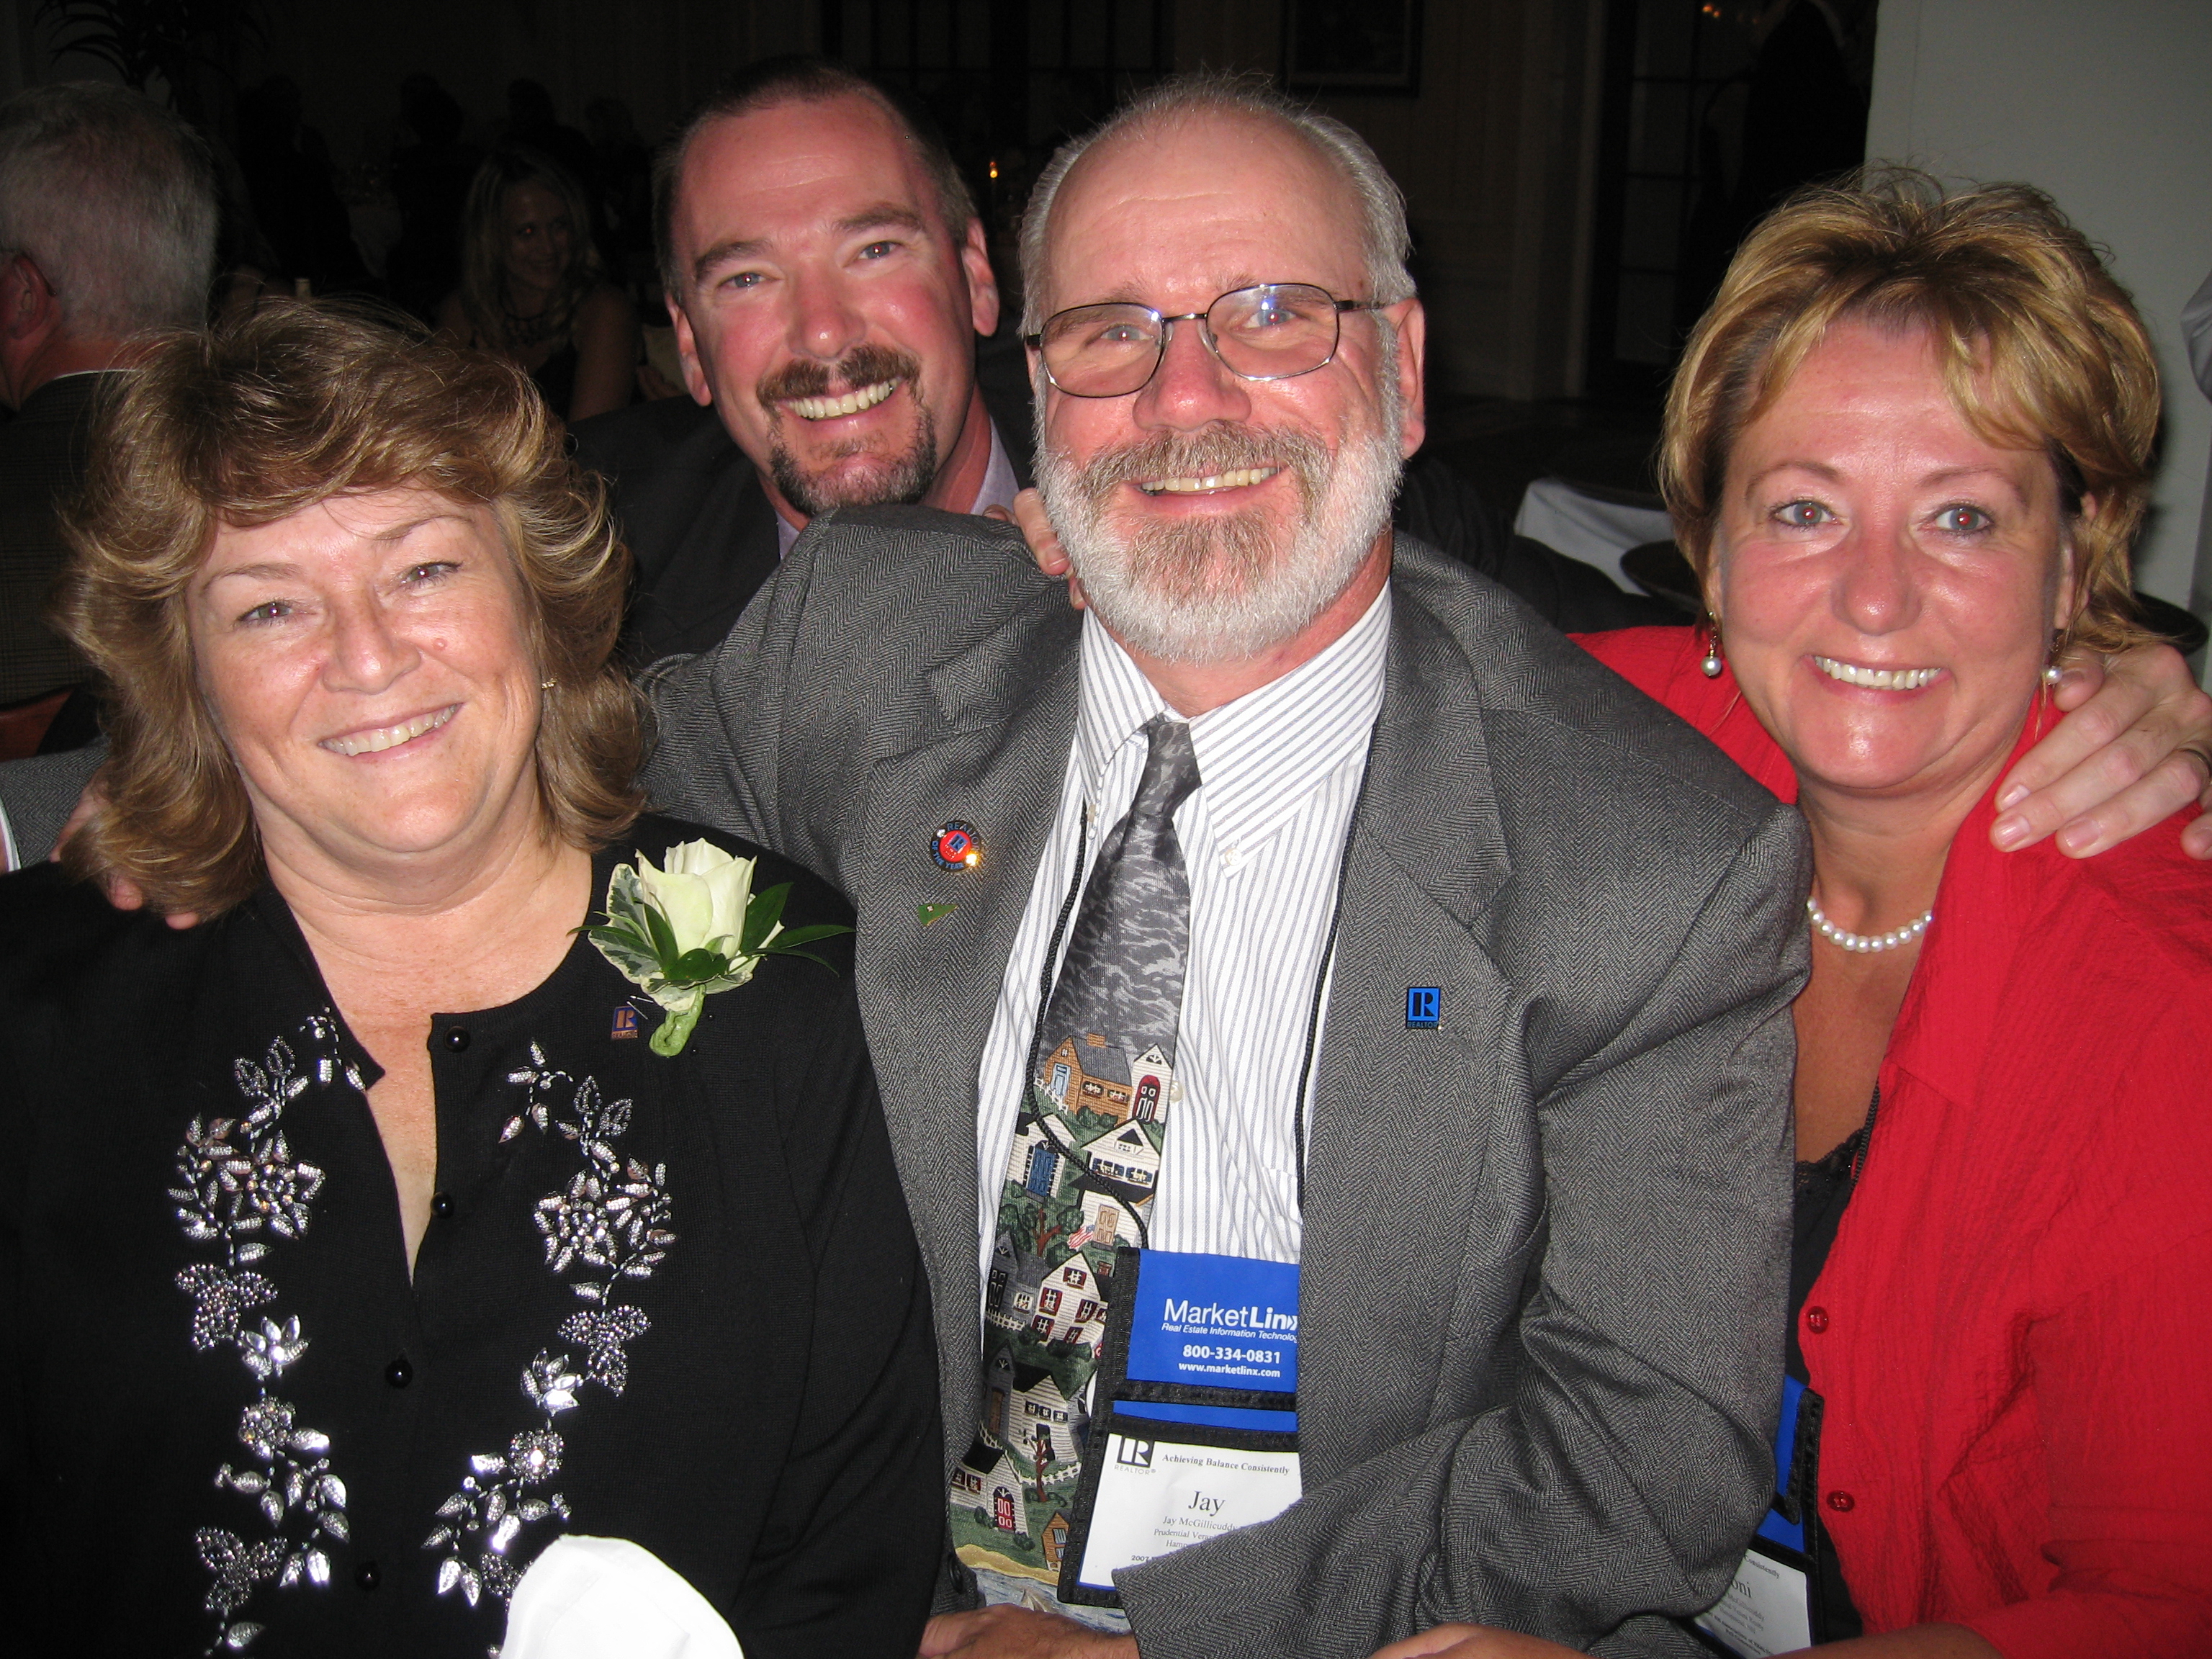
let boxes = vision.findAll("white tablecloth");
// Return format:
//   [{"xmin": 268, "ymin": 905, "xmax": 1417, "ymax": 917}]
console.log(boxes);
[{"xmin": 1512, "ymin": 477, "xmax": 1674, "ymax": 590}]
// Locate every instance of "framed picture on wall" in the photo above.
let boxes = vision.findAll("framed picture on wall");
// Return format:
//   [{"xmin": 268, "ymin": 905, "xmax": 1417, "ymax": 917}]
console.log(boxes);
[{"xmin": 1282, "ymin": 0, "xmax": 1424, "ymax": 96}]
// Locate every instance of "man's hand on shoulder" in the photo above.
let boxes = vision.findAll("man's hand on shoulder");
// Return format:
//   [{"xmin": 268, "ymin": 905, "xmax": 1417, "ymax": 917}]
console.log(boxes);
[
  {"xmin": 986, "ymin": 488, "xmax": 1087, "ymax": 611},
  {"xmin": 1993, "ymin": 641, "xmax": 2212, "ymax": 860},
  {"xmin": 1370, "ymin": 1625, "xmax": 1581, "ymax": 1659},
  {"xmin": 53, "ymin": 775, "xmax": 201, "ymax": 927},
  {"xmin": 920, "ymin": 1606, "xmax": 1136, "ymax": 1659}
]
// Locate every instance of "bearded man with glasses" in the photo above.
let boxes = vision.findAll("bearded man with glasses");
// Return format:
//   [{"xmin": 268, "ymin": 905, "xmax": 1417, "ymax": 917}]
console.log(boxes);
[
  {"xmin": 11, "ymin": 63, "xmax": 2206, "ymax": 1655},
  {"xmin": 1028, "ymin": 284, "xmax": 1406, "ymax": 662},
  {"xmin": 645, "ymin": 75, "xmax": 1810, "ymax": 1659}
]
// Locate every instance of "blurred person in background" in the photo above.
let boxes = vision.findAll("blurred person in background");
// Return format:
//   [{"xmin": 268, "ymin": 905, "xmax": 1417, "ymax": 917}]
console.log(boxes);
[
  {"xmin": 387, "ymin": 74, "xmax": 482, "ymax": 323},
  {"xmin": 0, "ymin": 80, "xmax": 217, "ymax": 755},
  {"xmin": 235, "ymin": 74, "xmax": 370, "ymax": 297},
  {"xmin": 439, "ymin": 146, "xmax": 639, "ymax": 428}
]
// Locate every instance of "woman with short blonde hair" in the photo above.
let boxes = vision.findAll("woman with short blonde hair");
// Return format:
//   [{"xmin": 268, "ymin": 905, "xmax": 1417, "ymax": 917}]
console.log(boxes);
[
  {"xmin": 1660, "ymin": 171, "xmax": 2162, "ymax": 659},
  {"xmin": 1382, "ymin": 170, "xmax": 2212, "ymax": 1659}
]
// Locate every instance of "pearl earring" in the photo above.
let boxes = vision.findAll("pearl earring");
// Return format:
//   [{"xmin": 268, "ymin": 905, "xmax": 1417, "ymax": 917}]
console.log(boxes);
[
  {"xmin": 2041, "ymin": 663, "xmax": 2063, "ymax": 687},
  {"xmin": 1700, "ymin": 618, "xmax": 1724, "ymax": 679}
]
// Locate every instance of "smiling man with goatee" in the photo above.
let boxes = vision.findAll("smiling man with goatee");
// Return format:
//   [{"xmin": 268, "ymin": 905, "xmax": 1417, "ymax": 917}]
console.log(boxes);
[
  {"xmin": 643, "ymin": 73, "xmax": 1814, "ymax": 1659},
  {"xmin": 573, "ymin": 56, "xmax": 1025, "ymax": 667}
]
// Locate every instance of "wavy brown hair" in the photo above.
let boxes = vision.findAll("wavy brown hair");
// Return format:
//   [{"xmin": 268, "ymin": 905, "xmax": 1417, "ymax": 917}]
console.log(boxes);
[
  {"xmin": 55, "ymin": 300, "xmax": 645, "ymax": 917},
  {"xmin": 1660, "ymin": 168, "xmax": 2161, "ymax": 657}
]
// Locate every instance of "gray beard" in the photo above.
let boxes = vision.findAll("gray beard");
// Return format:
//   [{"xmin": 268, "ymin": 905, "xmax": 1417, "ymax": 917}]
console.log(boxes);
[
  {"xmin": 768, "ymin": 398, "xmax": 940, "ymax": 518},
  {"xmin": 1035, "ymin": 400, "xmax": 1403, "ymax": 665}
]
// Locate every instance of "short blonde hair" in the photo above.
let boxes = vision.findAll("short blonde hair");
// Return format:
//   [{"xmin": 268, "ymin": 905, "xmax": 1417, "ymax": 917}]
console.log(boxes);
[
  {"xmin": 56, "ymin": 301, "xmax": 645, "ymax": 917},
  {"xmin": 1660, "ymin": 168, "xmax": 2160, "ymax": 655}
]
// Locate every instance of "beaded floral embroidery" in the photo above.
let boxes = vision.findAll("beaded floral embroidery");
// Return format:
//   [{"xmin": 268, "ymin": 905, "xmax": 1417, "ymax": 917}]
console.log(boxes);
[
  {"xmin": 422, "ymin": 1044, "xmax": 675, "ymax": 1606},
  {"xmin": 170, "ymin": 1016, "xmax": 360, "ymax": 1655}
]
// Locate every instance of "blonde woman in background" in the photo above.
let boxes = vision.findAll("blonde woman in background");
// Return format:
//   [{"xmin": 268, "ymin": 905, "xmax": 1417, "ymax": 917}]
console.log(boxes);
[{"xmin": 438, "ymin": 146, "xmax": 638, "ymax": 426}]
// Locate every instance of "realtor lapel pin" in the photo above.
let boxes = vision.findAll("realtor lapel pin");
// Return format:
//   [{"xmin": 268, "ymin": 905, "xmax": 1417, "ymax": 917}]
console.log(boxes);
[{"xmin": 931, "ymin": 820, "xmax": 983, "ymax": 870}]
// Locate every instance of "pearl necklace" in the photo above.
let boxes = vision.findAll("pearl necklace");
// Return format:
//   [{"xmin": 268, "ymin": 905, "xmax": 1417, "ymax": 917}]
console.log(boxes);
[{"xmin": 1806, "ymin": 895, "xmax": 1932, "ymax": 953}]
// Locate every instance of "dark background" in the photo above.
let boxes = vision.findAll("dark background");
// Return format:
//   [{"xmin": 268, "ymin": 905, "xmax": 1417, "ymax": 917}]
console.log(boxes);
[{"xmin": 0, "ymin": 0, "xmax": 1877, "ymax": 511}]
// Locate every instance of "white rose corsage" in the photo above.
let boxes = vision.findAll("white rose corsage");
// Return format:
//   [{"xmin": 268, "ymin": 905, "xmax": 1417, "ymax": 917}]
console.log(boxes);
[{"xmin": 583, "ymin": 839, "xmax": 849, "ymax": 1057}]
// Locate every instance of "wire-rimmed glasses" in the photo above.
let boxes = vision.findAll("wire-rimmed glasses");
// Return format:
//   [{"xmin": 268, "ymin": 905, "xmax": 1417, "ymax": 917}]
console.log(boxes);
[{"xmin": 1026, "ymin": 282, "xmax": 1388, "ymax": 398}]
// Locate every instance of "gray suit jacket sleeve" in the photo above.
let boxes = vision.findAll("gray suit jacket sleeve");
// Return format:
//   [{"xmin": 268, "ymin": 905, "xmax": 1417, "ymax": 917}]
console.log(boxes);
[
  {"xmin": 0, "ymin": 743, "xmax": 104, "ymax": 868},
  {"xmin": 639, "ymin": 512, "xmax": 1087, "ymax": 1608},
  {"xmin": 638, "ymin": 623, "xmax": 781, "ymax": 855}
]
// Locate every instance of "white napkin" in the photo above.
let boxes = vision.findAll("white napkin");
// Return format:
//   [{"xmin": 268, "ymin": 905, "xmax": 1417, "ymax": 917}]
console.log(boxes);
[{"xmin": 503, "ymin": 1535, "xmax": 744, "ymax": 1659}]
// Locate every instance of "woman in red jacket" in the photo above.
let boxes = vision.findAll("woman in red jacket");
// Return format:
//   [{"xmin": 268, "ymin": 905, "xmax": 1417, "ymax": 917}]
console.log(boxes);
[{"xmin": 1382, "ymin": 174, "xmax": 2212, "ymax": 1658}]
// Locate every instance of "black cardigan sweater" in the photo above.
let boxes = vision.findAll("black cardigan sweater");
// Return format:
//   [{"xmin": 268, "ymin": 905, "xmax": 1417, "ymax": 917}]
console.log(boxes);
[{"xmin": 0, "ymin": 816, "xmax": 940, "ymax": 1657}]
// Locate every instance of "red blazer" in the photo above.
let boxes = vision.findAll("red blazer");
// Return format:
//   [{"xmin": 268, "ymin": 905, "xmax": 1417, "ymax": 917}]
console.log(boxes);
[{"xmin": 1580, "ymin": 626, "xmax": 2212, "ymax": 1658}]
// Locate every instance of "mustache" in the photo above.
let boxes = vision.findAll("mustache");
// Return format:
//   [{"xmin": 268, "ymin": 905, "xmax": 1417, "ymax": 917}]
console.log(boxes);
[
  {"xmin": 1061, "ymin": 424, "xmax": 1328, "ymax": 501},
  {"xmin": 757, "ymin": 343, "xmax": 920, "ymax": 405}
]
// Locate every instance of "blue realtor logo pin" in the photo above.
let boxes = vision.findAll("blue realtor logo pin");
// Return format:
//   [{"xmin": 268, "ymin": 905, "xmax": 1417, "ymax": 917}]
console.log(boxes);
[
  {"xmin": 932, "ymin": 820, "xmax": 982, "ymax": 870},
  {"xmin": 1406, "ymin": 987, "xmax": 1442, "ymax": 1028}
]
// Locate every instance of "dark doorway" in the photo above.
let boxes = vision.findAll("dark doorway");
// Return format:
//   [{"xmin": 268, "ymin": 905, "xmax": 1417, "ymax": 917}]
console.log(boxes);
[{"xmin": 1583, "ymin": 0, "xmax": 1875, "ymax": 398}]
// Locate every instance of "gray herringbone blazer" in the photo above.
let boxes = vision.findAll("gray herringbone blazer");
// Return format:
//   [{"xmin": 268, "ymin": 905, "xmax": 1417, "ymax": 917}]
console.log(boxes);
[{"xmin": 643, "ymin": 506, "xmax": 1811, "ymax": 1658}]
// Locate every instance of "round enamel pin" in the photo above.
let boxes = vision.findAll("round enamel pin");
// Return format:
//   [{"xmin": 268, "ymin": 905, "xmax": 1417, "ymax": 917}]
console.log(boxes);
[{"xmin": 931, "ymin": 820, "xmax": 982, "ymax": 870}]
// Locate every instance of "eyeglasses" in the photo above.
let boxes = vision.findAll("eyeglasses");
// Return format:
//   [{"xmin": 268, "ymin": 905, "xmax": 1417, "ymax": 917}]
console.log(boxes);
[{"xmin": 1026, "ymin": 282, "xmax": 1389, "ymax": 398}]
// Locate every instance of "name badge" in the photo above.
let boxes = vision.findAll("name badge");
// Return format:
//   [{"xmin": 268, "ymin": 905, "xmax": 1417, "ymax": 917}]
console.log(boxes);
[
  {"xmin": 1059, "ymin": 1249, "xmax": 1301, "ymax": 1605},
  {"xmin": 1694, "ymin": 1376, "xmax": 1822, "ymax": 1658},
  {"xmin": 1696, "ymin": 1540, "xmax": 1812, "ymax": 1658}
]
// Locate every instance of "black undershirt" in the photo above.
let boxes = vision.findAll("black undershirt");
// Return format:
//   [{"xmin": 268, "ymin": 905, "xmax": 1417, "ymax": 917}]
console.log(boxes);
[{"xmin": 1786, "ymin": 1094, "xmax": 1876, "ymax": 1642}]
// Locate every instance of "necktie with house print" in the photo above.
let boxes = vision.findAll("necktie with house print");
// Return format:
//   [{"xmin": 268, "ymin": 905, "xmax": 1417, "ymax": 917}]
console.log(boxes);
[{"xmin": 955, "ymin": 714, "xmax": 1200, "ymax": 1589}]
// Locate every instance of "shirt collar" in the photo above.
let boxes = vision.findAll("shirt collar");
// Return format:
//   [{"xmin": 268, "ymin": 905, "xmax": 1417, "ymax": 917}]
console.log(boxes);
[
  {"xmin": 974, "ymin": 421, "xmax": 1020, "ymax": 518},
  {"xmin": 1075, "ymin": 581, "xmax": 1393, "ymax": 850},
  {"xmin": 775, "ymin": 419, "xmax": 1017, "ymax": 560}
]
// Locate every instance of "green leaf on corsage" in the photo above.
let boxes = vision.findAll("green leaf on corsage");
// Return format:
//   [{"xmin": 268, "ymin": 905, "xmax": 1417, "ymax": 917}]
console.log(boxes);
[{"xmin": 577, "ymin": 840, "xmax": 852, "ymax": 1057}]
